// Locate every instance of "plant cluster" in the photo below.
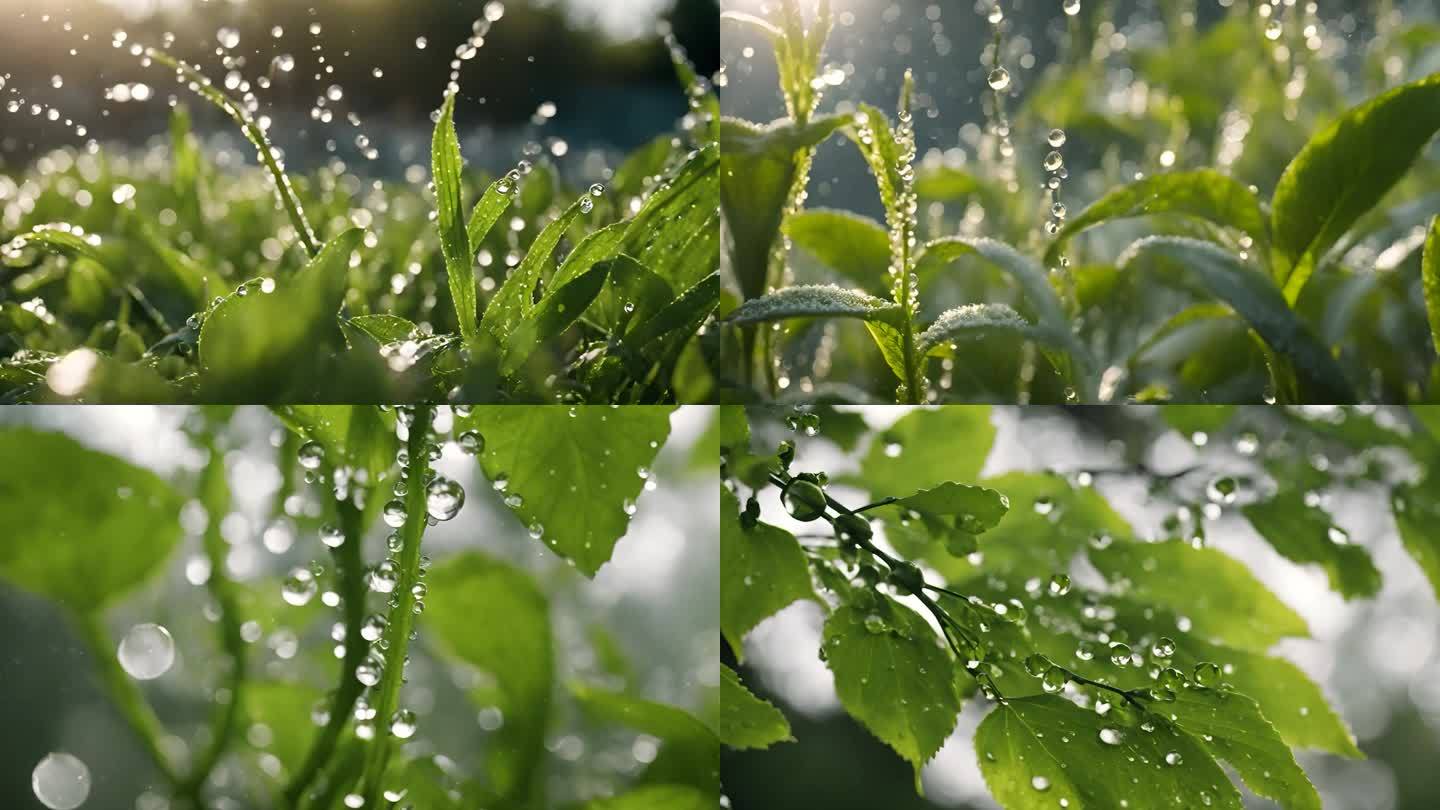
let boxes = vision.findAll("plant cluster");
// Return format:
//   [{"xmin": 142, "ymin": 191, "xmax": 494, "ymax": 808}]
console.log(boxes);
[
  {"xmin": 720, "ymin": 404, "xmax": 1440, "ymax": 808},
  {"xmin": 0, "ymin": 405, "xmax": 718, "ymax": 810},
  {"xmin": 719, "ymin": 0, "xmax": 1440, "ymax": 404},
  {"xmin": 0, "ymin": 18, "xmax": 721, "ymax": 404}
]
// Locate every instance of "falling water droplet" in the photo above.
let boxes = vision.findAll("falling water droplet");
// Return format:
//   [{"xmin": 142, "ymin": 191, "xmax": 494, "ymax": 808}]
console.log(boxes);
[
  {"xmin": 32, "ymin": 753, "xmax": 90, "ymax": 810},
  {"xmin": 117, "ymin": 623, "xmax": 176, "ymax": 680}
]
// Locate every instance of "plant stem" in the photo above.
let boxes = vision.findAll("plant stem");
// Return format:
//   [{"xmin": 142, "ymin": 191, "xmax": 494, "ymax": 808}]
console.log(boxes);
[
  {"xmin": 284, "ymin": 497, "xmax": 368, "ymax": 809},
  {"xmin": 77, "ymin": 613, "xmax": 182, "ymax": 788},
  {"xmin": 359, "ymin": 404, "xmax": 435, "ymax": 804},
  {"xmin": 173, "ymin": 446, "xmax": 248, "ymax": 805}
]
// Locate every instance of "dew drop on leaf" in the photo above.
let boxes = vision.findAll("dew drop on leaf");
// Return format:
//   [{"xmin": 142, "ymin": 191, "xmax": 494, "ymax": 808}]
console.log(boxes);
[
  {"xmin": 1098, "ymin": 727, "xmax": 1124, "ymax": 745},
  {"xmin": 282, "ymin": 567, "xmax": 318, "ymax": 606},
  {"xmin": 298, "ymin": 440, "xmax": 325, "ymax": 470},
  {"xmin": 383, "ymin": 499, "xmax": 408, "ymax": 528},
  {"xmin": 1031, "ymin": 775, "xmax": 1051, "ymax": 792},
  {"xmin": 457, "ymin": 430, "xmax": 485, "ymax": 455}
]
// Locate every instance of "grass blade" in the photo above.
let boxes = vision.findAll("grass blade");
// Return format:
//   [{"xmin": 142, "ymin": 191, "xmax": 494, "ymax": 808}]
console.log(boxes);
[{"xmin": 431, "ymin": 92, "xmax": 477, "ymax": 345}]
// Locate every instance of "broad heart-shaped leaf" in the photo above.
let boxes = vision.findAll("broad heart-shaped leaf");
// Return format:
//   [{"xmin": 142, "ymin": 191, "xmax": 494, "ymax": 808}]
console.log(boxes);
[
  {"xmin": 1161, "ymin": 687, "xmax": 1321, "ymax": 810},
  {"xmin": 880, "ymin": 482, "xmax": 1012, "ymax": 558},
  {"xmin": 1121, "ymin": 236, "xmax": 1356, "ymax": 403},
  {"xmin": 0, "ymin": 428, "xmax": 184, "ymax": 613},
  {"xmin": 582, "ymin": 785, "xmax": 714, "ymax": 810},
  {"xmin": 720, "ymin": 664, "xmax": 791, "ymax": 750},
  {"xmin": 1090, "ymin": 540, "xmax": 1309, "ymax": 650},
  {"xmin": 1242, "ymin": 489, "xmax": 1381, "ymax": 599},
  {"xmin": 850, "ymin": 406, "xmax": 996, "ymax": 497},
  {"xmin": 975, "ymin": 695, "xmax": 1243, "ymax": 810},
  {"xmin": 198, "ymin": 228, "xmax": 363, "ymax": 400},
  {"xmin": 724, "ymin": 284, "xmax": 902, "ymax": 327},
  {"xmin": 423, "ymin": 552, "xmax": 552, "ymax": 802},
  {"xmin": 479, "ymin": 194, "xmax": 589, "ymax": 344},
  {"xmin": 431, "ymin": 91, "xmax": 477, "ymax": 345},
  {"xmin": 785, "ymin": 208, "xmax": 892, "ymax": 291},
  {"xmin": 720, "ymin": 114, "xmax": 848, "ymax": 300},
  {"xmin": 1423, "ymin": 215, "xmax": 1440, "ymax": 360},
  {"xmin": 1271, "ymin": 71, "xmax": 1440, "ymax": 301},
  {"xmin": 457, "ymin": 406, "xmax": 673, "ymax": 576},
  {"xmin": 822, "ymin": 595, "xmax": 962, "ymax": 778},
  {"xmin": 1044, "ymin": 169, "xmax": 1268, "ymax": 268},
  {"xmin": 499, "ymin": 259, "xmax": 611, "ymax": 374},
  {"xmin": 1392, "ymin": 474, "xmax": 1440, "ymax": 600},
  {"xmin": 720, "ymin": 487, "xmax": 817, "ymax": 657},
  {"xmin": 570, "ymin": 682, "xmax": 719, "ymax": 792}
]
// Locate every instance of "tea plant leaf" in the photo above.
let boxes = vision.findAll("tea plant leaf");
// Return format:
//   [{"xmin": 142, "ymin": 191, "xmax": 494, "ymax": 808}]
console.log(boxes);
[
  {"xmin": 1121, "ymin": 236, "xmax": 1355, "ymax": 403},
  {"xmin": 914, "ymin": 238, "xmax": 1070, "ymax": 334},
  {"xmin": 552, "ymin": 221, "xmax": 628, "ymax": 290},
  {"xmin": 1242, "ymin": 489, "xmax": 1381, "ymax": 599},
  {"xmin": 1163, "ymin": 687, "xmax": 1321, "ymax": 810},
  {"xmin": 975, "ymin": 695, "xmax": 1242, "ymax": 810},
  {"xmin": 1423, "ymin": 215, "xmax": 1440, "ymax": 360},
  {"xmin": 0, "ymin": 427, "xmax": 184, "ymax": 613},
  {"xmin": 198, "ymin": 228, "xmax": 363, "ymax": 399},
  {"xmin": 724, "ymin": 284, "xmax": 903, "ymax": 326},
  {"xmin": 479, "ymin": 195, "xmax": 590, "ymax": 344},
  {"xmin": 500, "ymin": 259, "xmax": 611, "ymax": 374},
  {"xmin": 465, "ymin": 178, "xmax": 515, "ymax": 252},
  {"xmin": 622, "ymin": 143, "xmax": 720, "ymax": 291},
  {"xmin": 457, "ymin": 406, "xmax": 673, "ymax": 576},
  {"xmin": 720, "ymin": 665, "xmax": 792, "ymax": 749},
  {"xmin": 822, "ymin": 595, "xmax": 962, "ymax": 777},
  {"xmin": 721, "ymin": 487, "xmax": 818, "ymax": 656},
  {"xmin": 1089, "ymin": 540, "xmax": 1309, "ymax": 650},
  {"xmin": 916, "ymin": 303, "xmax": 1071, "ymax": 357},
  {"xmin": 1271, "ymin": 71, "xmax": 1440, "ymax": 301},
  {"xmin": 882, "ymin": 481, "xmax": 1011, "ymax": 556},
  {"xmin": 1044, "ymin": 170, "xmax": 1268, "ymax": 267},
  {"xmin": 1391, "ymin": 474, "xmax": 1440, "ymax": 600},
  {"xmin": 583, "ymin": 785, "xmax": 714, "ymax": 810},
  {"xmin": 851, "ymin": 406, "xmax": 995, "ymax": 496},
  {"xmin": 345, "ymin": 314, "xmax": 418, "ymax": 345},
  {"xmin": 570, "ymin": 682, "xmax": 720, "ymax": 791},
  {"xmin": 785, "ymin": 208, "xmax": 892, "ymax": 289},
  {"xmin": 720, "ymin": 114, "xmax": 849, "ymax": 300},
  {"xmin": 431, "ymin": 92, "xmax": 477, "ymax": 345},
  {"xmin": 424, "ymin": 552, "xmax": 552, "ymax": 801}
]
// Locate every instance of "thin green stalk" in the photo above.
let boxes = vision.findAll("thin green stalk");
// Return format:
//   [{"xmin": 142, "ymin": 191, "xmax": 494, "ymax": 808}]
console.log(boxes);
[
  {"xmin": 285, "ymin": 497, "xmax": 369, "ymax": 809},
  {"xmin": 77, "ymin": 613, "xmax": 182, "ymax": 788},
  {"xmin": 174, "ymin": 446, "xmax": 248, "ymax": 804},
  {"xmin": 359, "ymin": 404, "xmax": 435, "ymax": 804}
]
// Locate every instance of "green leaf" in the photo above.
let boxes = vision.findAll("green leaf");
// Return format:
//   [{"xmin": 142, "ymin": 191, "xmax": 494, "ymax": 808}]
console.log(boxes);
[
  {"xmin": 1242, "ymin": 490, "xmax": 1381, "ymax": 599},
  {"xmin": 785, "ymin": 209, "xmax": 892, "ymax": 289},
  {"xmin": 198, "ymin": 228, "xmax": 363, "ymax": 400},
  {"xmin": 621, "ymin": 143, "xmax": 719, "ymax": 291},
  {"xmin": 975, "ymin": 695, "xmax": 1242, "ymax": 810},
  {"xmin": 1392, "ymin": 474, "xmax": 1440, "ymax": 601},
  {"xmin": 243, "ymin": 681, "xmax": 322, "ymax": 774},
  {"xmin": 720, "ymin": 487, "xmax": 817, "ymax": 656},
  {"xmin": 500, "ymin": 259, "xmax": 611, "ymax": 374},
  {"xmin": 271, "ymin": 405, "xmax": 397, "ymax": 487},
  {"xmin": 1160, "ymin": 405, "xmax": 1236, "ymax": 436},
  {"xmin": 1121, "ymin": 236, "xmax": 1355, "ymax": 403},
  {"xmin": 570, "ymin": 682, "xmax": 719, "ymax": 791},
  {"xmin": 1044, "ymin": 169, "xmax": 1267, "ymax": 267},
  {"xmin": 551, "ymin": 221, "xmax": 627, "ymax": 290},
  {"xmin": 458, "ymin": 407, "xmax": 673, "ymax": 576},
  {"xmin": 914, "ymin": 238, "xmax": 1071, "ymax": 336},
  {"xmin": 479, "ymin": 194, "xmax": 589, "ymax": 344},
  {"xmin": 4, "ymin": 224, "xmax": 108, "ymax": 265},
  {"xmin": 582, "ymin": 785, "xmax": 714, "ymax": 810},
  {"xmin": 720, "ymin": 664, "xmax": 792, "ymax": 750},
  {"xmin": 1163, "ymin": 687, "xmax": 1321, "ymax": 810},
  {"xmin": 822, "ymin": 595, "xmax": 962, "ymax": 778},
  {"xmin": 0, "ymin": 428, "xmax": 184, "ymax": 612},
  {"xmin": 621, "ymin": 272, "xmax": 720, "ymax": 351},
  {"xmin": 424, "ymin": 552, "xmax": 552, "ymax": 801},
  {"xmin": 1423, "ymin": 215, "xmax": 1440, "ymax": 360},
  {"xmin": 720, "ymin": 114, "xmax": 848, "ymax": 300},
  {"xmin": 724, "ymin": 284, "xmax": 902, "ymax": 327},
  {"xmin": 466, "ymin": 177, "xmax": 514, "ymax": 252},
  {"xmin": 1271, "ymin": 72, "xmax": 1440, "ymax": 301},
  {"xmin": 851, "ymin": 407, "xmax": 996, "ymax": 496},
  {"xmin": 346, "ymin": 314, "xmax": 419, "ymax": 345},
  {"xmin": 1089, "ymin": 540, "xmax": 1309, "ymax": 649},
  {"xmin": 431, "ymin": 92, "xmax": 477, "ymax": 345},
  {"xmin": 916, "ymin": 303, "xmax": 1072, "ymax": 358},
  {"xmin": 881, "ymin": 482, "xmax": 1012, "ymax": 557}
]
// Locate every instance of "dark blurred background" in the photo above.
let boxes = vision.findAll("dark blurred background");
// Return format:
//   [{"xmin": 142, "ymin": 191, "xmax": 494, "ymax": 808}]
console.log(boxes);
[{"xmin": 0, "ymin": 0, "xmax": 719, "ymax": 169}]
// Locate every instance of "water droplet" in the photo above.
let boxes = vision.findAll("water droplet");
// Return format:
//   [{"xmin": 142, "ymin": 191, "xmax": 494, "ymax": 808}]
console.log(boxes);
[
  {"xmin": 415, "ymin": 36, "xmax": 428, "ymax": 49},
  {"xmin": 383, "ymin": 499, "xmax": 408, "ymax": 528},
  {"xmin": 863, "ymin": 614, "xmax": 887, "ymax": 633},
  {"xmin": 283, "ymin": 568, "xmax": 318, "ymax": 606},
  {"xmin": 319, "ymin": 524, "xmax": 345, "ymax": 549},
  {"xmin": 1047, "ymin": 128, "xmax": 1067, "ymax": 147},
  {"xmin": 32, "ymin": 753, "xmax": 90, "ymax": 810},
  {"xmin": 1165, "ymin": 751, "xmax": 1183, "ymax": 766},
  {"xmin": 1033, "ymin": 496, "xmax": 1054, "ymax": 515},
  {"xmin": 425, "ymin": 476, "xmax": 465, "ymax": 521},
  {"xmin": 1264, "ymin": 19, "xmax": 1283, "ymax": 40},
  {"xmin": 390, "ymin": 709, "xmax": 417, "ymax": 739},
  {"xmin": 1031, "ymin": 775, "xmax": 1051, "ymax": 792},
  {"xmin": 458, "ymin": 430, "xmax": 485, "ymax": 455},
  {"xmin": 1152, "ymin": 637, "xmax": 1176, "ymax": 659},
  {"xmin": 370, "ymin": 560, "xmax": 399, "ymax": 594},
  {"xmin": 1043, "ymin": 151, "xmax": 1065, "ymax": 172},
  {"xmin": 1048, "ymin": 574, "xmax": 1071, "ymax": 596},
  {"xmin": 1041, "ymin": 667, "xmax": 1068, "ymax": 693},
  {"xmin": 217, "ymin": 26, "xmax": 241, "ymax": 49},
  {"xmin": 578, "ymin": 195, "xmax": 594, "ymax": 214},
  {"xmin": 298, "ymin": 440, "xmax": 325, "ymax": 470},
  {"xmin": 1098, "ymin": 727, "xmax": 1124, "ymax": 745},
  {"xmin": 355, "ymin": 654, "xmax": 385, "ymax": 686},
  {"xmin": 1193, "ymin": 661, "xmax": 1222, "ymax": 686},
  {"xmin": 1109, "ymin": 642, "xmax": 1132, "ymax": 666},
  {"xmin": 1328, "ymin": 526, "xmax": 1349, "ymax": 544},
  {"xmin": 117, "ymin": 623, "xmax": 175, "ymax": 680},
  {"xmin": 361, "ymin": 613, "xmax": 389, "ymax": 642},
  {"xmin": 588, "ymin": 183, "xmax": 605, "ymax": 197},
  {"xmin": 987, "ymin": 67, "xmax": 1011, "ymax": 91}
]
